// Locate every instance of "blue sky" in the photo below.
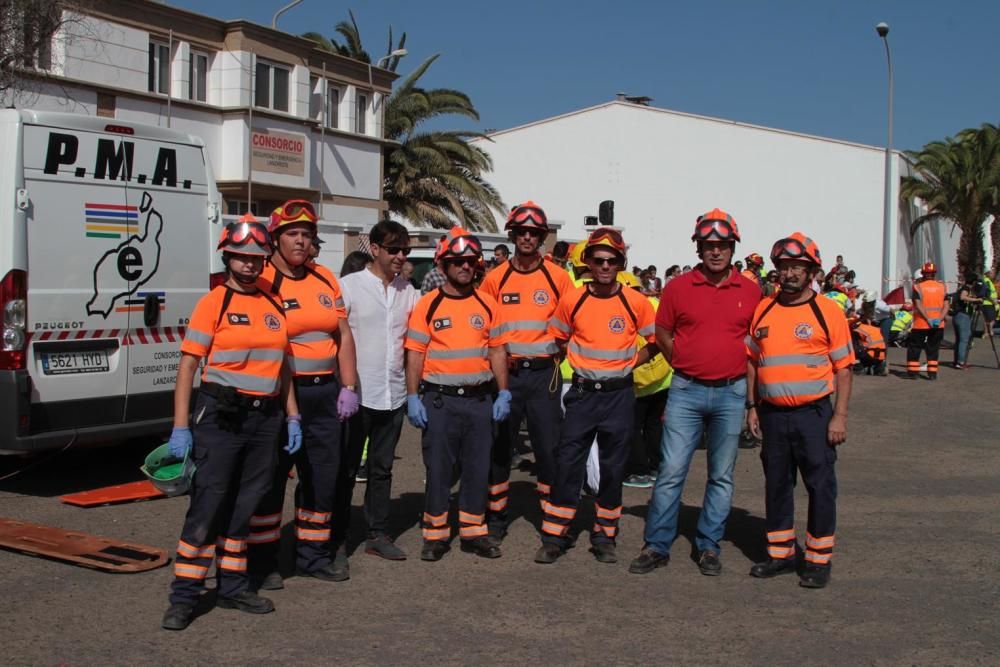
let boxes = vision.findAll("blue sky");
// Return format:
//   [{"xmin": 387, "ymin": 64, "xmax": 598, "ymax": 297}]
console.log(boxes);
[{"xmin": 171, "ymin": 0, "xmax": 998, "ymax": 151}]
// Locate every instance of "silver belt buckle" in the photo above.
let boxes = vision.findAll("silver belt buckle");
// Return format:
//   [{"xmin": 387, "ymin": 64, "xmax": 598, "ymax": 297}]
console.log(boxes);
[
  {"xmin": 313, "ymin": 376, "xmax": 321, "ymax": 384},
  {"xmin": 457, "ymin": 387, "xmax": 466, "ymax": 396},
  {"xmin": 252, "ymin": 399, "xmax": 261, "ymax": 408},
  {"xmin": 594, "ymin": 382, "xmax": 603, "ymax": 390},
  {"xmin": 521, "ymin": 360, "xmax": 531, "ymax": 368}
]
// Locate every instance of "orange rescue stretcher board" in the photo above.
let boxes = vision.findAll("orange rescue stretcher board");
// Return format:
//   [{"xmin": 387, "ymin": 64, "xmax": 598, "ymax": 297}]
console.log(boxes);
[
  {"xmin": 60, "ymin": 480, "xmax": 166, "ymax": 507},
  {"xmin": 0, "ymin": 518, "xmax": 169, "ymax": 573}
]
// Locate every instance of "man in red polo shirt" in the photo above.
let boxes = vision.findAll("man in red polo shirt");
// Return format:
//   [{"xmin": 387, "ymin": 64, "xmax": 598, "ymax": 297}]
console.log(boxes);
[{"xmin": 629, "ymin": 208, "xmax": 761, "ymax": 577}]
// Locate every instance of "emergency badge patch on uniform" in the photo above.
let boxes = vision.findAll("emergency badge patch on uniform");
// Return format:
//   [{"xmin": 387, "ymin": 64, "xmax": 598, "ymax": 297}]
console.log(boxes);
[
  {"xmin": 501, "ymin": 293, "xmax": 520, "ymax": 304},
  {"xmin": 432, "ymin": 317, "xmax": 452, "ymax": 331},
  {"xmin": 608, "ymin": 315, "xmax": 626, "ymax": 334},
  {"xmin": 317, "ymin": 293, "xmax": 334, "ymax": 309},
  {"xmin": 228, "ymin": 313, "xmax": 250, "ymax": 326},
  {"xmin": 533, "ymin": 289, "xmax": 550, "ymax": 306},
  {"xmin": 794, "ymin": 323, "xmax": 814, "ymax": 340},
  {"xmin": 468, "ymin": 313, "xmax": 486, "ymax": 330},
  {"xmin": 263, "ymin": 313, "xmax": 282, "ymax": 331},
  {"xmin": 755, "ymin": 326, "xmax": 769, "ymax": 339}
]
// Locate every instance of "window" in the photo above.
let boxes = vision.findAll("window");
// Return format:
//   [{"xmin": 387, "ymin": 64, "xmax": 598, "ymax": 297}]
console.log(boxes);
[
  {"xmin": 148, "ymin": 41, "xmax": 169, "ymax": 94},
  {"xmin": 356, "ymin": 92, "xmax": 367, "ymax": 134},
  {"xmin": 326, "ymin": 84, "xmax": 340, "ymax": 129},
  {"xmin": 189, "ymin": 50, "xmax": 209, "ymax": 102},
  {"xmin": 21, "ymin": 24, "xmax": 52, "ymax": 70},
  {"xmin": 254, "ymin": 60, "xmax": 289, "ymax": 112},
  {"xmin": 226, "ymin": 201, "xmax": 259, "ymax": 216}
]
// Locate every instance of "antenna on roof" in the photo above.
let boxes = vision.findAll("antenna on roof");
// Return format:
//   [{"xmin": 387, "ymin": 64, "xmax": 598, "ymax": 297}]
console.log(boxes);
[{"xmin": 624, "ymin": 95, "xmax": 653, "ymax": 106}]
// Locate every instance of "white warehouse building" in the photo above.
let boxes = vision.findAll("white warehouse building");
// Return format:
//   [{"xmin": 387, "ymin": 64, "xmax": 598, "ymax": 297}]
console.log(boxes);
[{"xmin": 471, "ymin": 99, "xmax": 958, "ymax": 293}]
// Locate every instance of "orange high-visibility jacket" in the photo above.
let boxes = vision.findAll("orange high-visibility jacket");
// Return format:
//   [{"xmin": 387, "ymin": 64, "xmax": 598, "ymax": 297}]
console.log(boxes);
[{"xmin": 911, "ymin": 279, "xmax": 947, "ymax": 330}]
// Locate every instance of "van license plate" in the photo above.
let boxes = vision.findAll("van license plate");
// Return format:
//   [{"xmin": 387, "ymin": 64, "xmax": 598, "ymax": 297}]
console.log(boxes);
[{"xmin": 41, "ymin": 350, "xmax": 109, "ymax": 375}]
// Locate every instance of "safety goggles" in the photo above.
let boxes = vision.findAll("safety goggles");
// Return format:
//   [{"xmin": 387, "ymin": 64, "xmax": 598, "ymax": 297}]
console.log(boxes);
[
  {"xmin": 270, "ymin": 199, "xmax": 317, "ymax": 226},
  {"xmin": 374, "ymin": 244, "xmax": 411, "ymax": 257},
  {"xmin": 771, "ymin": 237, "xmax": 809, "ymax": 260},
  {"xmin": 228, "ymin": 221, "xmax": 270, "ymax": 246},
  {"xmin": 442, "ymin": 234, "xmax": 483, "ymax": 258},
  {"xmin": 694, "ymin": 218, "xmax": 737, "ymax": 241},
  {"xmin": 588, "ymin": 227, "xmax": 624, "ymax": 247},
  {"xmin": 509, "ymin": 206, "xmax": 547, "ymax": 227}
]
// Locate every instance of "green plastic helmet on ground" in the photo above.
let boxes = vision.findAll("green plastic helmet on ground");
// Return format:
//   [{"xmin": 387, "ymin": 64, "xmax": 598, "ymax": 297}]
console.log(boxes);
[{"xmin": 141, "ymin": 443, "xmax": 196, "ymax": 497}]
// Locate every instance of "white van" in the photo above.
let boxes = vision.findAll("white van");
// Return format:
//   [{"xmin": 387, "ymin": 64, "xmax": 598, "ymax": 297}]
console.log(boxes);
[{"xmin": 0, "ymin": 110, "xmax": 222, "ymax": 454}]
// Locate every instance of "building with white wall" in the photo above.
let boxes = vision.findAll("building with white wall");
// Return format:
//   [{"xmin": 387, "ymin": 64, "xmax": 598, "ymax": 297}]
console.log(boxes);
[
  {"xmin": 471, "ymin": 99, "xmax": 959, "ymax": 292},
  {"xmin": 3, "ymin": 0, "xmax": 395, "ymax": 271}
]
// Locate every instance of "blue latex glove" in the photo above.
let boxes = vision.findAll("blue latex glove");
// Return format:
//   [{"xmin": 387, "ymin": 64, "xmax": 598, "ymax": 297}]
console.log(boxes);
[
  {"xmin": 285, "ymin": 419, "xmax": 302, "ymax": 454},
  {"xmin": 168, "ymin": 427, "xmax": 192, "ymax": 459},
  {"xmin": 930, "ymin": 318, "xmax": 941, "ymax": 327},
  {"xmin": 407, "ymin": 394, "xmax": 428, "ymax": 429},
  {"xmin": 492, "ymin": 389, "xmax": 512, "ymax": 422}
]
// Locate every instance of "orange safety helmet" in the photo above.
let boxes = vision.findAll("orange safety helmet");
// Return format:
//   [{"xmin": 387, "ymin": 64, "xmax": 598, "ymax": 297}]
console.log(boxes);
[
  {"xmin": 435, "ymin": 226, "xmax": 483, "ymax": 262},
  {"xmin": 692, "ymin": 208, "xmax": 740, "ymax": 242},
  {"xmin": 583, "ymin": 227, "xmax": 626, "ymax": 263},
  {"xmin": 745, "ymin": 252, "xmax": 764, "ymax": 268},
  {"xmin": 217, "ymin": 215, "xmax": 273, "ymax": 256},
  {"xmin": 268, "ymin": 199, "xmax": 318, "ymax": 235},
  {"xmin": 770, "ymin": 232, "xmax": 822, "ymax": 268},
  {"xmin": 505, "ymin": 200, "xmax": 549, "ymax": 232},
  {"xmin": 921, "ymin": 261, "xmax": 937, "ymax": 276}
]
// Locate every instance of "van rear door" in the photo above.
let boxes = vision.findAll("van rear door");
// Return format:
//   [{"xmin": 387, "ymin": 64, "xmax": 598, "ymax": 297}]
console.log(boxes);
[{"xmin": 22, "ymin": 123, "xmax": 134, "ymax": 431}]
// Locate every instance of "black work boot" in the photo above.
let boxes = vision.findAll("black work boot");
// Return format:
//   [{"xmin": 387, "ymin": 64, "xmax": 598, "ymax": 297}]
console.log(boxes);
[
  {"xmin": 534, "ymin": 544, "xmax": 564, "ymax": 564},
  {"xmin": 366, "ymin": 534, "xmax": 407, "ymax": 561},
  {"xmin": 297, "ymin": 562, "xmax": 346, "ymax": 582},
  {"xmin": 460, "ymin": 537, "xmax": 501, "ymax": 559},
  {"xmin": 161, "ymin": 602, "xmax": 195, "ymax": 631},
  {"xmin": 216, "ymin": 591, "xmax": 275, "ymax": 614},
  {"xmin": 698, "ymin": 550, "xmax": 722, "ymax": 576},
  {"xmin": 590, "ymin": 542, "xmax": 617, "ymax": 564},
  {"xmin": 250, "ymin": 571, "xmax": 284, "ymax": 591},
  {"xmin": 799, "ymin": 564, "xmax": 831, "ymax": 589},
  {"xmin": 420, "ymin": 540, "xmax": 449, "ymax": 562},
  {"xmin": 749, "ymin": 558, "xmax": 796, "ymax": 579},
  {"xmin": 629, "ymin": 547, "xmax": 670, "ymax": 574}
]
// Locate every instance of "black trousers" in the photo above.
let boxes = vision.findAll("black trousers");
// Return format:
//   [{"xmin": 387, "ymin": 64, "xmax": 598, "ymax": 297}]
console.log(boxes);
[
  {"xmin": 906, "ymin": 327, "xmax": 943, "ymax": 375},
  {"xmin": 169, "ymin": 393, "xmax": 280, "ymax": 605},
  {"xmin": 630, "ymin": 388, "xmax": 669, "ymax": 475},
  {"xmin": 420, "ymin": 391, "xmax": 493, "ymax": 542},
  {"xmin": 488, "ymin": 363, "xmax": 562, "ymax": 530},
  {"xmin": 335, "ymin": 404, "xmax": 406, "ymax": 541},
  {"xmin": 248, "ymin": 379, "xmax": 343, "ymax": 575},
  {"xmin": 758, "ymin": 398, "xmax": 837, "ymax": 568},
  {"xmin": 541, "ymin": 385, "xmax": 633, "ymax": 547}
]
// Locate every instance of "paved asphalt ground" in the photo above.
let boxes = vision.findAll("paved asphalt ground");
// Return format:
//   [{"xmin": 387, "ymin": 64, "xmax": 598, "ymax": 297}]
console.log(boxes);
[{"xmin": 2, "ymin": 344, "xmax": 998, "ymax": 666}]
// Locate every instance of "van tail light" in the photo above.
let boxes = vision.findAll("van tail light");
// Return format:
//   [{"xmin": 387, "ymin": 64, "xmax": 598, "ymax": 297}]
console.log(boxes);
[
  {"xmin": 1, "ymin": 269, "xmax": 27, "ymax": 370},
  {"xmin": 209, "ymin": 272, "xmax": 227, "ymax": 289}
]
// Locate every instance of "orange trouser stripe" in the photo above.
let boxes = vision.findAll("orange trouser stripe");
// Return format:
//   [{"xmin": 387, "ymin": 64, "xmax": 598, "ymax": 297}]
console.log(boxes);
[
  {"xmin": 805, "ymin": 533, "xmax": 835, "ymax": 549},
  {"xmin": 458, "ymin": 511, "xmax": 484, "ymax": 525},
  {"xmin": 541, "ymin": 520, "xmax": 569, "ymax": 537},
  {"xmin": 767, "ymin": 528, "xmax": 796, "ymax": 542},
  {"xmin": 177, "ymin": 540, "xmax": 215, "ymax": 559},
  {"xmin": 805, "ymin": 551, "xmax": 832, "ymax": 564},
  {"xmin": 423, "ymin": 512, "xmax": 448, "ymax": 527},
  {"xmin": 489, "ymin": 482, "xmax": 510, "ymax": 495},
  {"xmin": 215, "ymin": 537, "xmax": 246, "ymax": 553},
  {"xmin": 488, "ymin": 499, "xmax": 508, "ymax": 512},
  {"xmin": 536, "ymin": 482, "xmax": 551, "ymax": 495},
  {"xmin": 592, "ymin": 523, "xmax": 617, "ymax": 537},
  {"xmin": 246, "ymin": 529, "xmax": 281, "ymax": 544},
  {"xmin": 542, "ymin": 502, "xmax": 576, "ymax": 520},
  {"xmin": 595, "ymin": 504, "xmax": 622, "ymax": 520},
  {"xmin": 459, "ymin": 524, "xmax": 488, "ymax": 538},
  {"xmin": 296, "ymin": 509, "xmax": 332, "ymax": 523},
  {"xmin": 174, "ymin": 563, "xmax": 209, "ymax": 579},
  {"xmin": 768, "ymin": 545, "xmax": 794, "ymax": 558},
  {"xmin": 296, "ymin": 527, "xmax": 331, "ymax": 541},
  {"xmin": 218, "ymin": 556, "xmax": 247, "ymax": 572},
  {"xmin": 423, "ymin": 527, "xmax": 450, "ymax": 541},
  {"xmin": 249, "ymin": 512, "xmax": 282, "ymax": 527}
]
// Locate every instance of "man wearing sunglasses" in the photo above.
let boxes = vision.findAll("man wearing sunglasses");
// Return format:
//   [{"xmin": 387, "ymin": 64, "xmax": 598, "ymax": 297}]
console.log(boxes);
[
  {"xmin": 744, "ymin": 233, "xmax": 853, "ymax": 589},
  {"xmin": 631, "ymin": 208, "xmax": 761, "ymax": 577},
  {"xmin": 337, "ymin": 220, "xmax": 418, "ymax": 563},
  {"xmin": 405, "ymin": 227, "xmax": 512, "ymax": 561},
  {"xmin": 480, "ymin": 201, "xmax": 574, "ymax": 543},
  {"xmin": 537, "ymin": 228, "xmax": 658, "ymax": 565}
]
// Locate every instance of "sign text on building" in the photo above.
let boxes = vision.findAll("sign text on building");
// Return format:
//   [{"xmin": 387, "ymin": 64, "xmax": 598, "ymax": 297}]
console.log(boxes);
[{"xmin": 251, "ymin": 129, "xmax": 305, "ymax": 176}]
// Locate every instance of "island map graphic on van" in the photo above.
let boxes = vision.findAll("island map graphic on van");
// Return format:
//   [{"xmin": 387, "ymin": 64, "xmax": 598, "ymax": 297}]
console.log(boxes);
[{"xmin": 85, "ymin": 191, "xmax": 163, "ymax": 318}]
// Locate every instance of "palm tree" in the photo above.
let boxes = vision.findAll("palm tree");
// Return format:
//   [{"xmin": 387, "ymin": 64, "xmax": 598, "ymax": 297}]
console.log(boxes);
[
  {"xmin": 901, "ymin": 134, "xmax": 993, "ymax": 275},
  {"xmin": 304, "ymin": 15, "xmax": 503, "ymax": 231},
  {"xmin": 958, "ymin": 123, "xmax": 1000, "ymax": 275}
]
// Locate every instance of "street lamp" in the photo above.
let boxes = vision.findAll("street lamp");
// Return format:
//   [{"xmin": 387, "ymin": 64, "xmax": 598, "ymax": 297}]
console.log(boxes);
[
  {"xmin": 876, "ymin": 21, "xmax": 894, "ymax": 295},
  {"xmin": 369, "ymin": 48, "xmax": 408, "ymax": 115}
]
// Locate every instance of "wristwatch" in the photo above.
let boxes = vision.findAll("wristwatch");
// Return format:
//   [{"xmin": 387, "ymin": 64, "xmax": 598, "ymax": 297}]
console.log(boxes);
[
  {"xmin": 343, "ymin": 384, "xmax": 357, "ymax": 392},
  {"xmin": 745, "ymin": 401, "xmax": 757, "ymax": 409}
]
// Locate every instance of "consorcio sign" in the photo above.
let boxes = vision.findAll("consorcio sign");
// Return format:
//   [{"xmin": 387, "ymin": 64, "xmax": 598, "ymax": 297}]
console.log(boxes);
[{"xmin": 250, "ymin": 129, "xmax": 305, "ymax": 176}]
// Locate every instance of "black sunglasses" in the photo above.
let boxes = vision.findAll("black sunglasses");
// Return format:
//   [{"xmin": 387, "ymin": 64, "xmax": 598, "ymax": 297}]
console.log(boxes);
[
  {"xmin": 443, "ymin": 257, "xmax": 476, "ymax": 268},
  {"xmin": 374, "ymin": 244, "xmax": 411, "ymax": 257},
  {"xmin": 590, "ymin": 256, "xmax": 622, "ymax": 267},
  {"xmin": 513, "ymin": 227, "xmax": 544, "ymax": 238}
]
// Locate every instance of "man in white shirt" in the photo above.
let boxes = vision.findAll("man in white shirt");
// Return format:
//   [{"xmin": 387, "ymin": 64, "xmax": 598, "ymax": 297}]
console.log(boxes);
[{"xmin": 335, "ymin": 220, "xmax": 419, "ymax": 570}]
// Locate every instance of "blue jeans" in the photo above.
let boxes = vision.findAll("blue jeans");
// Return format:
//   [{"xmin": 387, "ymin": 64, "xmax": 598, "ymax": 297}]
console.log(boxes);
[
  {"xmin": 643, "ymin": 374, "xmax": 746, "ymax": 556},
  {"xmin": 953, "ymin": 311, "xmax": 972, "ymax": 365}
]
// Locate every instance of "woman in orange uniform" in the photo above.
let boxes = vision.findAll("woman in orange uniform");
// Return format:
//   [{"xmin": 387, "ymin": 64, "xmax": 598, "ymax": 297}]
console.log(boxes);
[{"xmin": 161, "ymin": 217, "xmax": 298, "ymax": 631}]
